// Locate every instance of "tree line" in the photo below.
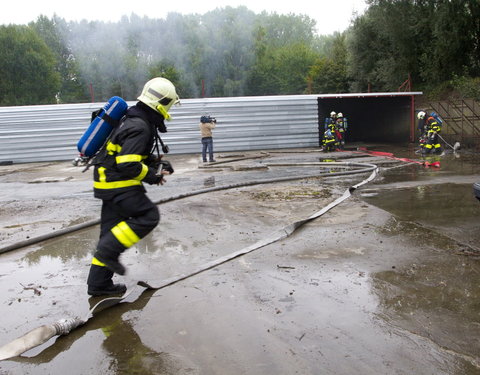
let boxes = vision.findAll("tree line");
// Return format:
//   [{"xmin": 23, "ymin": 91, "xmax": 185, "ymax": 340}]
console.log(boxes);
[{"xmin": 0, "ymin": 0, "xmax": 478, "ymax": 106}]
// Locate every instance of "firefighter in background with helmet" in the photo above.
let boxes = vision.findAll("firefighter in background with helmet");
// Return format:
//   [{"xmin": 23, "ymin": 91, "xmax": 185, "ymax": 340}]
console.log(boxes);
[
  {"xmin": 324, "ymin": 111, "xmax": 337, "ymax": 131},
  {"xmin": 335, "ymin": 112, "xmax": 348, "ymax": 149},
  {"xmin": 418, "ymin": 111, "xmax": 443, "ymax": 154},
  {"xmin": 417, "ymin": 111, "xmax": 428, "ymax": 152},
  {"xmin": 322, "ymin": 128, "xmax": 337, "ymax": 152},
  {"xmin": 86, "ymin": 77, "xmax": 180, "ymax": 296},
  {"xmin": 322, "ymin": 111, "xmax": 338, "ymax": 150}
]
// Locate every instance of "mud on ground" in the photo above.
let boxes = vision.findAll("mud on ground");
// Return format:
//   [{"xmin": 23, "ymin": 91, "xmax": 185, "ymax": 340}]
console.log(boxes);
[{"xmin": 0, "ymin": 147, "xmax": 479, "ymax": 375}]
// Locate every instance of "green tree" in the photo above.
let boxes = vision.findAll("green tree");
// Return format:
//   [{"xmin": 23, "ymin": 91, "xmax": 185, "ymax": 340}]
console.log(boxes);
[
  {"xmin": 196, "ymin": 6, "xmax": 256, "ymax": 97},
  {"xmin": 0, "ymin": 7, "xmax": 349, "ymax": 103},
  {"xmin": 0, "ymin": 25, "xmax": 60, "ymax": 105},
  {"xmin": 424, "ymin": 0, "xmax": 480, "ymax": 83},
  {"xmin": 246, "ymin": 13, "xmax": 319, "ymax": 95},
  {"xmin": 347, "ymin": 1, "xmax": 418, "ymax": 91},
  {"xmin": 246, "ymin": 42, "xmax": 318, "ymax": 95},
  {"xmin": 147, "ymin": 59, "xmax": 189, "ymax": 98},
  {"xmin": 307, "ymin": 32, "xmax": 349, "ymax": 94},
  {"xmin": 67, "ymin": 19, "xmax": 135, "ymax": 102},
  {"xmin": 254, "ymin": 11, "xmax": 316, "ymax": 48},
  {"xmin": 308, "ymin": 57, "xmax": 349, "ymax": 94},
  {"xmin": 348, "ymin": 0, "xmax": 480, "ymax": 95},
  {"xmin": 30, "ymin": 15, "xmax": 89, "ymax": 103}
]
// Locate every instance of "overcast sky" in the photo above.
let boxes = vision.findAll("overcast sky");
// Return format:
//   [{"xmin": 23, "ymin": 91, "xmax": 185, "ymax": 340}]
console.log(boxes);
[{"xmin": 0, "ymin": 0, "xmax": 368, "ymax": 36}]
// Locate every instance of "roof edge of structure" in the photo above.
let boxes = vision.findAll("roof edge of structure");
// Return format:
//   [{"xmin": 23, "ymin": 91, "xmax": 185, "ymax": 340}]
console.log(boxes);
[{"xmin": 315, "ymin": 91, "xmax": 423, "ymax": 99}]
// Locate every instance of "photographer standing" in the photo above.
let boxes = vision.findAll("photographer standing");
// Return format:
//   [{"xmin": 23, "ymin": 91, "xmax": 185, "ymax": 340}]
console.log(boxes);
[{"xmin": 199, "ymin": 115, "xmax": 217, "ymax": 162}]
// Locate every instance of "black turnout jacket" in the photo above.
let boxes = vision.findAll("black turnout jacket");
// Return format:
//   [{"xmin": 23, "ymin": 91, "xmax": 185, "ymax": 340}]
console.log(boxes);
[{"xmin": 93, "ymin": 103, "xmax": 164, "ymax": 200}]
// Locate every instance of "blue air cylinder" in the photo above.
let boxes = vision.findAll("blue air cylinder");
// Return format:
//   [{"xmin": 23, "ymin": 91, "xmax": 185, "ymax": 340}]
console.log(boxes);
[{"xmin": 77, "ymin": 96, "xmax": 128, "ymax": 157}]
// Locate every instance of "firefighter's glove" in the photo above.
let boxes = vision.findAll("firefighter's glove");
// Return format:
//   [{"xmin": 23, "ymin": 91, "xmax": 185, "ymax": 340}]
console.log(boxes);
[
  {"xmin": 156, "ymin": 119, "xmax": 167, "ymax": 133},
  {"xmin": 154, "ymin": 160, "xmax": 174, "ymax": 186},
  {"xmin": 159, "ymin": 160, "xmax": 174, "ymax": 174},
  {"xmin": 146, "ymin": 155, "xmax": 161, "ymax": 169},
  {"xmin": 147, "ymin": 157, "xmax": 173, "ymax": 174},
  {"xmin": 155, "ymin": 174, "xmax": 166, "ymax": 185}
]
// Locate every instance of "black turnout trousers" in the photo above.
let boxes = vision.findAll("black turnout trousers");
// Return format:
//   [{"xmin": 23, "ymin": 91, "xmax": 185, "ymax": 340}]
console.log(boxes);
[{"xmin": 87, "ymin": 191, "xmax": 160, "ymax": 288}]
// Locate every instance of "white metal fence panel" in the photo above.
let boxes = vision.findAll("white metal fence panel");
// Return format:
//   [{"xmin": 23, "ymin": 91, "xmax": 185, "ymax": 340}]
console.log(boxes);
[{"xmin": 0, "ymin": 95, "xmax": 319, "ymax": 164}]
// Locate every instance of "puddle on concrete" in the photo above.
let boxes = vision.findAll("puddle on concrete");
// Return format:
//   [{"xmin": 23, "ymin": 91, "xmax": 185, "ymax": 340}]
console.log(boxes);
[
  {"xmin": 1, "ymin": 147, "xmax": 480, "ymax": 374},
  {"xmin": 358, "ymin": 146, "xmax": 480, "ymax": 373},
  {"xmin": 362, "ymin": 182, "xmax": 480, "ymax": 247},
  {"xmin": 371, "ymin": 254, "xmax": 480, "ymax": 373}
]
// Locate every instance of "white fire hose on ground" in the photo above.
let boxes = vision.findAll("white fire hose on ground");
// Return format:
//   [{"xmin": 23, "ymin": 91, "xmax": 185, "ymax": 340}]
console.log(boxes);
[{"xmin": 0, "ymin": 161, "xmax": 378, "ymax": 361}]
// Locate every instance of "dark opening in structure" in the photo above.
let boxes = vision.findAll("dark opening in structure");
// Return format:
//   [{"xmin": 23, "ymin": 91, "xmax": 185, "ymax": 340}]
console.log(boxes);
[{"xmin": 317, "ymin": 92, "xmax": 422, "ymax": 147}]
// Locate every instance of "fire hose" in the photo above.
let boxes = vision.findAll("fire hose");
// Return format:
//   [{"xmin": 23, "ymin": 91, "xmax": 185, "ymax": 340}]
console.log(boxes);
[{"xmin": 0, "ymin": 160, "xmax": 384, "ymax": 360}]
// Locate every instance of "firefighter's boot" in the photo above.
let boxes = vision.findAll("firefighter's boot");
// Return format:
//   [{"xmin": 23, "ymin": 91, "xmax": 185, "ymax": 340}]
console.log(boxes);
[
  {"xmin": 94, "ymin": 250, "xmax": 126, "ymax": 275},
  {"xmin": 88, "ymin": 283, "xmax": 127, "ymax": 296}
]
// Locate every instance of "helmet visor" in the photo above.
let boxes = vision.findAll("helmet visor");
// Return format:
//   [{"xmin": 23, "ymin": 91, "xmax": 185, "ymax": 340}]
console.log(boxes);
[{"xmin": 156, "ymin": 104, "xmax": 171, "ymax": 121}]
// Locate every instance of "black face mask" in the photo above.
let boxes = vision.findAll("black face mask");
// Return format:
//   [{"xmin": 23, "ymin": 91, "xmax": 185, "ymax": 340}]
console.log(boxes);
[
  {"xmin": 137, "ymin": 102, "xmax": 168, "ymax": 132},
  {"xmin": 156, "ymin": 119, "xmax": 167, "ymax": 133}
]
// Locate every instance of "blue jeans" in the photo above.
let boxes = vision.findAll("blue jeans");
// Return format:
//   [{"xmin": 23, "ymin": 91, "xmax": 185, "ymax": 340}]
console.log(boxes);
[{"xmin": 201, "ymin": 137, "xmax": 214, "ymax": 161}]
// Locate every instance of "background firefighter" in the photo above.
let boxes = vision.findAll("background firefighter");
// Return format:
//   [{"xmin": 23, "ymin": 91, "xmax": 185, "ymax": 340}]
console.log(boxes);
[
  {"xmin": 417, "ymin": 111, "xmax": 428, "ymax": 152},
  {"xmin": 423, "ymin": 112, "xmax": 443, "ymax": 154},
  {"xmin": 324, "ymin": 111, "xmax": 337, "ymax": 132},
  {"xmin": 335, "ymin": 112, "xmax": 348, "ymax": 149},
  {"xmin": 86, "ymin": 77, "xmax": 179, "ymax": 296},
  {"xmin": 322, "ymin": 128, "xmax": 337, "ymax": 152}
]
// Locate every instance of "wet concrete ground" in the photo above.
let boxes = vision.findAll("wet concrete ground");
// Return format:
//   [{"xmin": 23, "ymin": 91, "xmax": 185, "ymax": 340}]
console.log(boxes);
[{"xmin": 0, "ymin": 144, "xmax": 479, "ymax": 374}]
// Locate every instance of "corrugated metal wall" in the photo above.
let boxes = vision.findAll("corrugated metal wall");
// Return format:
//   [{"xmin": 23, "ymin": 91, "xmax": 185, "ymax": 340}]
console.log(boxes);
[{"xmin": 0, "ymin": 95, "xmax": 319, "ymax": 164}]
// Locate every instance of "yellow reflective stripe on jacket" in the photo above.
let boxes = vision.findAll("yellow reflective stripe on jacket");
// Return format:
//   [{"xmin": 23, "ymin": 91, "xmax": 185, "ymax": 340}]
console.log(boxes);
[
  {"xmin": 134, "ymin": 163, "xmax": 149, "ymax": 181},
  {"xmin": 98, "ymin": 167, "xmax": 107, "ymax": 183},
  {"xmin": 94, "ymin": 179, "xmax": 142, "ymax": 189},
  {"xmin": 111, "ymin": 221, "xmax": 140, "ymax": 248},
  {"xmin": 92, "ymin": 257, "xmax": 106, "ymax": 267},
  {"xmin": 106, "ymin": 141, "xmax": 122, "ymax": 155},
  {"xmin": 94, "ymin": 166, "xmax": 145, "ymax": 189},
  {"xmin": 96, "ymin": 166, "xmax": 141, "ymax": 188},
  {"xmin": 116, "ymin": 154, "xmax": 143, "ymax": 164}
]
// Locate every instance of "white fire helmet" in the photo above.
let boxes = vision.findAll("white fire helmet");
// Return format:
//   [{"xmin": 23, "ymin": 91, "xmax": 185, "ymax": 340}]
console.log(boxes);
[
  {"xmin": 337, "ymin": 112, "xmax": 343, "ymax": 118},
  {"xmin": 330, "ymin": 111, "xmax": 337, "ymax": 117},
  {"xmin": 417, "ymin": 111, "xmax": 426, "ymax": 120},
  {"xmin": 137, "ymin": 77, "xmax": 180, "ymax": 120}
]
